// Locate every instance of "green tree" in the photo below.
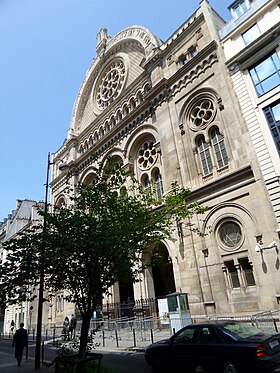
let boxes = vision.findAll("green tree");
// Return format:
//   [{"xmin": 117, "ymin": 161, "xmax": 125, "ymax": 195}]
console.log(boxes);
[{"xmin": 0, "ymin": 160, "xmax": 206, "ymax": 359}]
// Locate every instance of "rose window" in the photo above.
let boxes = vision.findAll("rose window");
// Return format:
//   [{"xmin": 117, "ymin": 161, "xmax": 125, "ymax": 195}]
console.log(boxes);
[
  {"xmin": 137, "ymin": 141, "xmax": 157, "ymax": 170},
  {"xmin": 190, "ymin": 99, "xmax": 216, "ymax": 129},
  {"xmin": 96, "ymin": 60, "xmax": 125, "ymax": 109},
  {"xmin": 219, "ymin": 221, "xmax": 242, "ymax": 249}
]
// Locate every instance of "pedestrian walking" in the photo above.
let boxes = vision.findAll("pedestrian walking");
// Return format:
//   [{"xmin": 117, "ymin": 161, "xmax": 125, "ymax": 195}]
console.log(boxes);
[
  {"xmin": 70, "ymin": 314, "xmax": 77, "ymax": 339},
  {"xmin": 12, "ymin": 322, "xmax": 28, "ymax": 366},
  {"xmin": 10, "ymin": 319, "xmax": 15, "ymax": 335},
  {"xmin": 63, "ymin": 316, "xmax": 70, "ymax": 340}
]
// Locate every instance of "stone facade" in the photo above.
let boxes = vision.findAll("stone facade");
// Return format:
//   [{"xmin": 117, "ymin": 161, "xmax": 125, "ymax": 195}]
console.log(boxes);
[
  {"xmin": 50, "ymin": 0, "xmax": 280, "ymax": 320},
  {"xmin": 0, "ymin": 200, "xmax": 44, "ymax": 334}
]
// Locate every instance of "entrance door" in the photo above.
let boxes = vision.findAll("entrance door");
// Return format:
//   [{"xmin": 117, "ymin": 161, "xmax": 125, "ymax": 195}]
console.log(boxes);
[{"xmin": 151, "ymin": 244, "xmax": 176, "ymax": 297}]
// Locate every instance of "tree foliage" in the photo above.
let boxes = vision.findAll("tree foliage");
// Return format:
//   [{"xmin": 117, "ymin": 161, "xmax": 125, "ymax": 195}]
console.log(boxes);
[{"xmin": 0, "ymin": 160, "xmax": 207, "ymax": 358}]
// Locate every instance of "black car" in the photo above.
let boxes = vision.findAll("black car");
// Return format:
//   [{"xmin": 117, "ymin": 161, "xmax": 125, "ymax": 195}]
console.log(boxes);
[{"xmin": 144, "ymin": 320, "xmax": 280, "ymax": 373}]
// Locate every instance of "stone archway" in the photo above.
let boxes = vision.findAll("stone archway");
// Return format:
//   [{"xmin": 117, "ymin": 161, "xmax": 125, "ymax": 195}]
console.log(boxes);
[{"xmin": 151, "ymin": 244, "xmax": 176, "ymax": 297}]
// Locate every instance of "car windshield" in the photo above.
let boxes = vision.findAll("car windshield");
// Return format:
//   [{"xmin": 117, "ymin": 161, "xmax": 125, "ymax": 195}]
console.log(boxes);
[{"xmin": 222, "ymin": 322, "xmax": 265, "ymax": 339}]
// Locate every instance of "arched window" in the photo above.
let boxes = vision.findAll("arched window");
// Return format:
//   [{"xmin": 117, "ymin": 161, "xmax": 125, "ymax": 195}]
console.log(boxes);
[
  {"xmin": 141, "ymin": 174, "xmax": 150, "ymax": 194},
  {"xmin": 120, "ymin": 186, "xmax": 128, "ymax": 199},
  {"xmin": 197, "ymin": 136, "xmax": 213, "ymax": 176},
  {"xmin": 153, "ymin": 169, "xmax": 164, "ymax": 201},
  {"xmin": 142, "ymin": 174, "xmax": 149, "ymax": 188},
  {"xmin": 56, "ymin": 196, "xmax": 66, "ymax": 208},
  {"xmin": 210, "ymin": 127, "xmax": 228, "ymax": 169},
  {"xmin": 83, "ymin": 173, "xmax": 97, "ymax": 185}
]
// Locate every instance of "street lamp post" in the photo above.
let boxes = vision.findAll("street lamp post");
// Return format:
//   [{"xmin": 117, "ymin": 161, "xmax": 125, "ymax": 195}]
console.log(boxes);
[{"xmin": 35, "ymin": 152, "xmax": 52, "ymax": 370}]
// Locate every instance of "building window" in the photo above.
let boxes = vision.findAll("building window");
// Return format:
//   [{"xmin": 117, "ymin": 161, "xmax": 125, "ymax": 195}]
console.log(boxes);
[
  {"xmin": 197, "ymin": 136, "xmax": 213, "ymax": 176},
  {"xmin": 225, "ymin": 260, "xmax": 240, "ymax": 288},
  {"xmin": 195, "ymin": 127, "xmax": 228, "ymax": 177},
  {"xmin": 263, "ymin": 100, "xmax": 280, "ymax": 157},
  {"xmin": 120, "ymin": 186, "xmax": 128, "ymax": 199},
  {"xmin": 153, "ymin": 169, "xmax": 164, "ymax": 201},
  {"xmin": 177, "ymin": 46, "xmax": 197, "ymax": 65},
  {"xmin": 219, "ymin": 221, "xmax": 242, "ymax": 248},
  {"xmin": 210, "ymin": 128, "xmax": 228, "ymax": 169},
  {"xmin": 224, "ymin": 257, "xmax": 255, "ymax": 289},
  {"xmin": 239, "ymin": 257, "xmax": 256, "ymax": 286},
  {"xmin": 142, "ymin": 174, "xmax": 150, "ymax": 190},
  {"xmin": 137, "ymin": 140, "xmax": 157, "ymax": 171},
  {"xmin": 190, "ymin": 99, "xmax": 216, "ymax": 129},
  {"xmin": 188, "ymin": 46, "xmax": 197, "ymax": 58},
  {"xmin": 56, "ymin": 295, "xmax": 64, "ymax": 313},
  {"xmin": 96, "ymin": 59, "xmax": 125, "ymax": 110},
  {"xmin": 242, "ymin": 24, "xmax": 260, "ymax": 45},
  {"xmin": 231, "ymin": 0, "xmax": 250, "ymax": 18},
  {"xmin": 249, "ymin": 51, "xmax": 280, "ymax": 96}
]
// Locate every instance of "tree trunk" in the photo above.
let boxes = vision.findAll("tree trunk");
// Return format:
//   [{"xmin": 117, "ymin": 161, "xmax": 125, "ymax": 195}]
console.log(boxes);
[{"xmin": 78, "ymin": 310, "xmax": 92, "ymax": 359}]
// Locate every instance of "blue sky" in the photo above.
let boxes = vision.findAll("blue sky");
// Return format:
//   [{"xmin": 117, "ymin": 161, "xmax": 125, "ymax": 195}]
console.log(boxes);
[{"xmin": 0, "ymin": 0, "xmax": 229, "ymax": 221}]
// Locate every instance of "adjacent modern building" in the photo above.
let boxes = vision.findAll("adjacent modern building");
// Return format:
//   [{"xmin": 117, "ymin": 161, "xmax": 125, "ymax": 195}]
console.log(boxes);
[{"xmin": 220, "ymin": 0, "xmax": 280, "ymax": 229}]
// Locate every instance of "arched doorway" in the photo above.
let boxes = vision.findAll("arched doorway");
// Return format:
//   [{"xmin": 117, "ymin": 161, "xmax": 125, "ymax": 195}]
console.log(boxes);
[{"xmin": 151, "ymin": 244, "xmax": 176, "ymax": 297}]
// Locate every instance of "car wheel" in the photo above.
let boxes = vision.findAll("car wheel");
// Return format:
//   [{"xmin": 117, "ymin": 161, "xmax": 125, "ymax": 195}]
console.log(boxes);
[
  {"xmin": 223, "ymin": 361, "xmax": 239, "ymax": 373},
  {"xmin": 152, "ymin": 356, "xmax": 163, "ymax": 373}
]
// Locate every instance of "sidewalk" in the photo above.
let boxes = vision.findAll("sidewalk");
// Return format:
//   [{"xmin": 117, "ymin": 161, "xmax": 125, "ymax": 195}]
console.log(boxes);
[
  {"xmin": 0, "ymin": 354, "xmax": 55, "ymax": 372},
  {"xmin": 0, "ymin": 334, "xmax": 153, "ymax": 372}
]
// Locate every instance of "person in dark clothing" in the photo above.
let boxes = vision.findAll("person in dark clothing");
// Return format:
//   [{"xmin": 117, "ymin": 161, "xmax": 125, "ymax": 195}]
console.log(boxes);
[
  {"xmin": 10, "ymin": 320, "xmax": 15, "ymax": 334},
  {"xmin": 12, "ymin": 323, "xmax": 28, "ymax": 366},
  {"xmin": 70, "ymin": 314, "xmax": 77, "ymax": 339},
  {"xmin": 63, "ymin": 316, "xmax": 70, "ymax": 341}
]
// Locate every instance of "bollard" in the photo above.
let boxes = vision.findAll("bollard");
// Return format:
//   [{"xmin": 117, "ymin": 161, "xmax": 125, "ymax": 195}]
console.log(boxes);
[
  {"xmin": 273, "ymin": 319, "xmax": 278, "ymax": 332},
  {"xmin": 133, "ymin": 328, "xmax": 136, "ymax": 347},
  {"xmin": 53, "ymin": 328, "xmax": 56, "ymax": 345},
  {"xmin": 102, "ymin": 330, "xmax": 105, "ymax": 347},
  {"xmin": 42, "ymin": 341, "xmax": 44, "ymax": 363},
  {"xmin": 115, "ymin": 329, "xmax": 119, "ymax": 348},
  {"xmin": 150, "ymin": 328, "xmax": 154, "ymax": 344}
]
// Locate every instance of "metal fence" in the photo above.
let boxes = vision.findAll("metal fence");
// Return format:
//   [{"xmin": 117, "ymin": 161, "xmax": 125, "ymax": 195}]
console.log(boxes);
[
  {"xmin": 102, "ymin": 297, "xmax": 158, "ymax": 320},
  {"xmin": 2, "ymin": 310, "xmax": 280, "ymax": 349}
]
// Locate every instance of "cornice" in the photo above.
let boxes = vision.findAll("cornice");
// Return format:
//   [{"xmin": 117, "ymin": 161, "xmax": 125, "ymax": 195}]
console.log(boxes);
[
  {"xmin": 226, "ymin": 22, "xmax": 280, "ymax": 74},
  {"xmin": 189, "ymin": 165, "xmax": 255, "ymax": 204}
]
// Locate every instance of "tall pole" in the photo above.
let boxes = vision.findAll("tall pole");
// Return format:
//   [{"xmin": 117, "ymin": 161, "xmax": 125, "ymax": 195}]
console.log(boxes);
[{"xmin": 35, "ymin": 152, "xmax": 51, "ymax": 369}]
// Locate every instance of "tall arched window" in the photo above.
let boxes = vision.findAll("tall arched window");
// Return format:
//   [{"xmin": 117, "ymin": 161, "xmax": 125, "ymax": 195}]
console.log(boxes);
[
  {"xmin": 197, "ymin": 136, "xmax": 213, "ymax": 176},
  {"xmin": 153, "ymin": 169, "xmax": 163, "ymax": 200},
  {"xmin": 142, "ymin": 174, "xmax": 150, "ymax": 190},
  {"xmin": 210, "ymin": 127, "xmax": 228, "ymax": 169}
]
